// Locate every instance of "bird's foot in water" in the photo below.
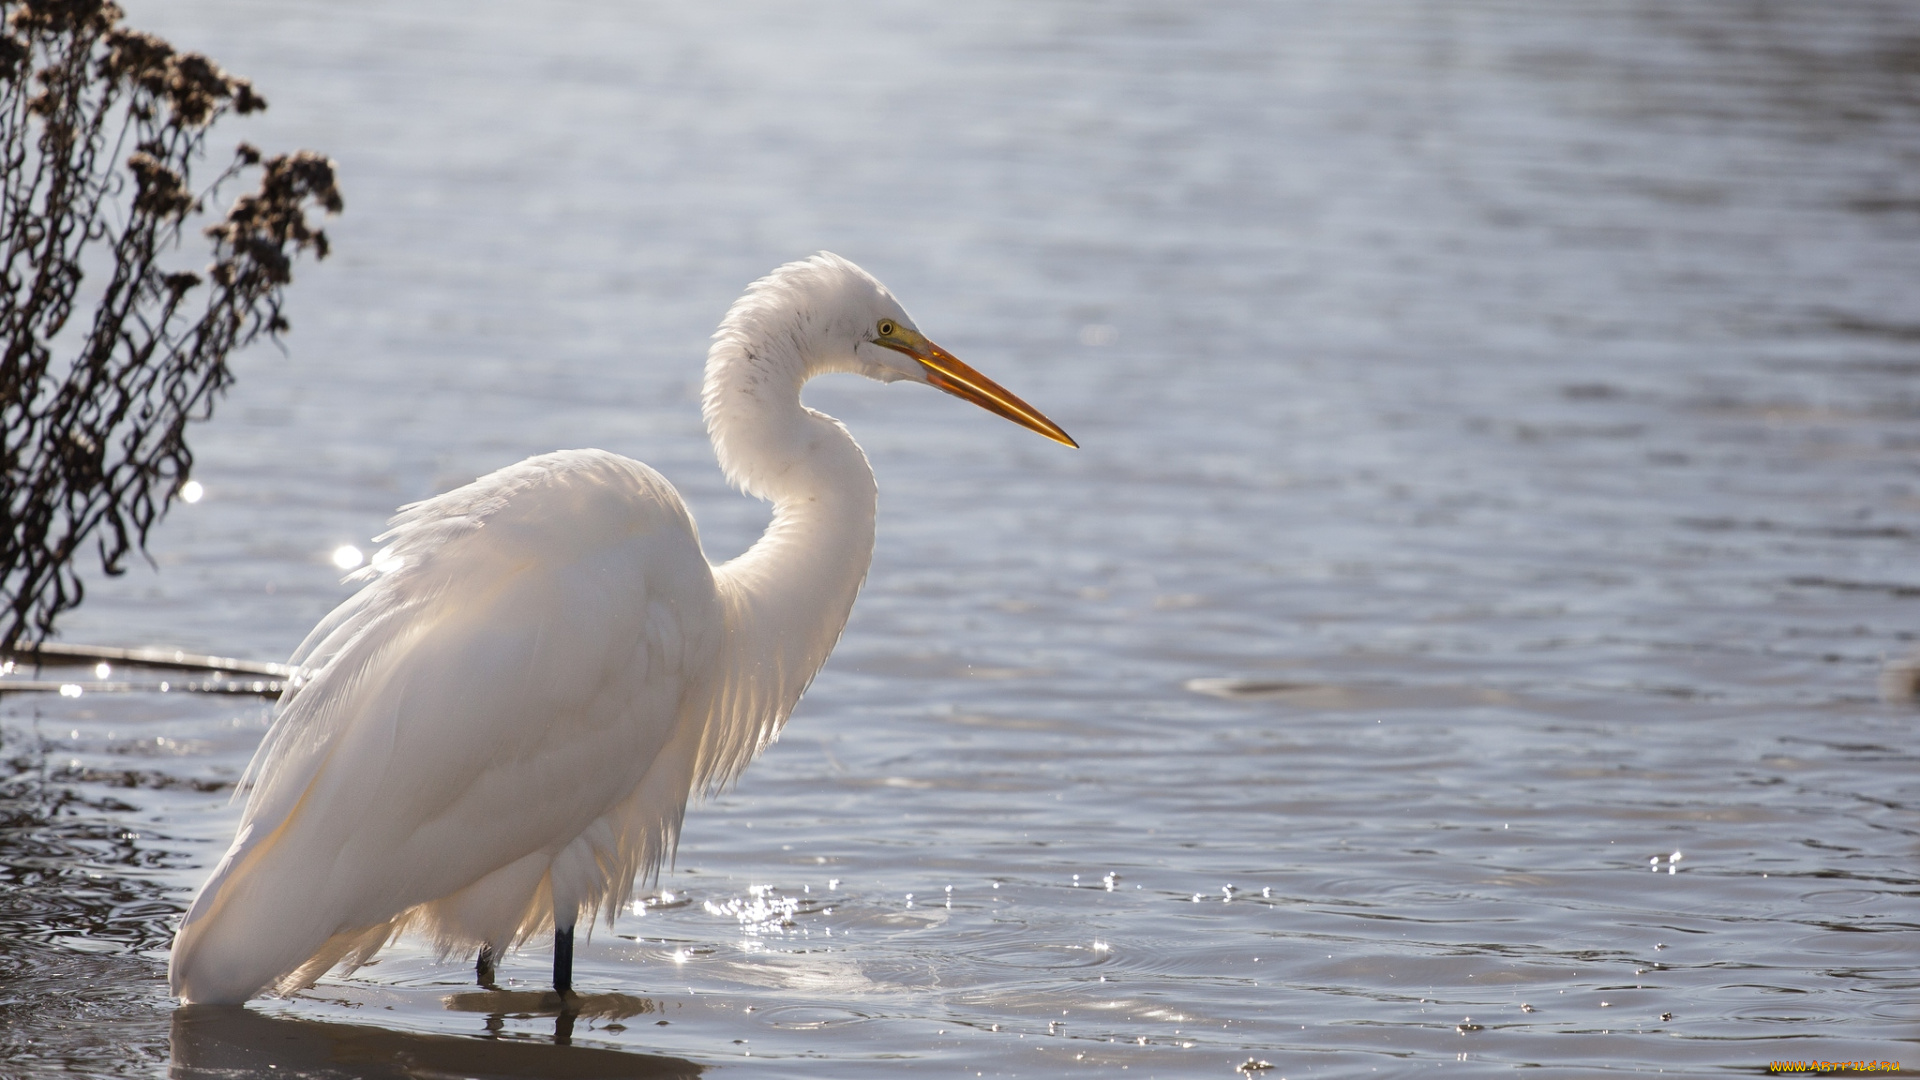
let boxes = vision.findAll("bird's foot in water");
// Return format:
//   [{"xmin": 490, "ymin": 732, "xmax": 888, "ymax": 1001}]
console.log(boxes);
[
  {"xmin": 476, "ymin": 946, "xmax": 497, "ymax": 988},
  {"xmin": 553, "ymin": 924, "xmax": 574, "ymax": 997}
]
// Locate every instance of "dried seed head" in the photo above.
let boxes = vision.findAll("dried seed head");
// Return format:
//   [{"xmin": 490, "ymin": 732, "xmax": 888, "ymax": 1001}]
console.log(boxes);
[
  {"xmin": 230, "ymin": 76, "xmax": 264, "ymax": 114},
  {"xmin": 0, "ymin": 34, "xmax": 29, "ymax": 80},
  {"xmin": 126, "ymin": 151, "xmax": 192, "ymax": 220},
  {"xmin": 161, "ymin": 52, "xmax": 230, "ymax": 126},
  {"xmin": 98, "ymin": 27, "xmax": 171, "ymax": 92},
  {"xmin": 9, "ymin": 0, "xmax": 123, "ymax": 36}
]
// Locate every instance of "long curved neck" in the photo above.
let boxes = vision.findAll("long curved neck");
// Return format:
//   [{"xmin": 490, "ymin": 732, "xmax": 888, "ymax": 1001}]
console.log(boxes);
[
  {"xmin": 713, "ymin": 402, "xmax": 877, "ymax": 662},
  {"xmin": 692, "ymin": 310, "xmax": 877, "ymax": 790}
]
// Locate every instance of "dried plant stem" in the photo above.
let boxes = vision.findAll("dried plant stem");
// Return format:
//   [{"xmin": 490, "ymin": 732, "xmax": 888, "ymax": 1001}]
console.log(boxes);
[{"xmin": 0, "ymin": 0, "xmax": 341, "ymax": 648}]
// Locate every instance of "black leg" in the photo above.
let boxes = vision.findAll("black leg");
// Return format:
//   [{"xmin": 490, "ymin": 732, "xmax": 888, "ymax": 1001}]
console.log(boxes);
[
  {"xmin": 476, "ymin": 945, "xmax": 496, "ymax": 988},
  {"xmin": 553, "ymin": 922, "xmax": 575, "ymax": 997}
]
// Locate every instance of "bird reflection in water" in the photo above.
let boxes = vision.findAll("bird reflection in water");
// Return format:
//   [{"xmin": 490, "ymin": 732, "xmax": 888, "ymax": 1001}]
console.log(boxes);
[
  {"xmin": 169, "ymin": 1001, "xmax": 700, "ymax": 1078},
  {"xmin": 442, "ymin": 986, "xmax": 665, "ymax": 1045}
]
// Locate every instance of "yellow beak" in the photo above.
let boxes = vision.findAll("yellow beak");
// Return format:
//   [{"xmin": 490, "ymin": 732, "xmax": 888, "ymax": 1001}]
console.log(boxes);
[{"xmin": 876, "ymin": 331, "xmax": 1078, "ymax": 448}]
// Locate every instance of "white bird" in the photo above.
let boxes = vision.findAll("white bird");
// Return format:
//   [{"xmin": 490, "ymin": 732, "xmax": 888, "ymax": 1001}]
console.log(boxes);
[{"xmin": 168, "ymin": 253, "xmax": 1075, "ymax": 1004}]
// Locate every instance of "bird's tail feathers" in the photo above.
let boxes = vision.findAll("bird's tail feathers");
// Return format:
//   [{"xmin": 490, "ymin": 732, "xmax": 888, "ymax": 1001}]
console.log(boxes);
[{"xmin": 272, "ymin": 922, "xmax": 396, "ymax": 997}]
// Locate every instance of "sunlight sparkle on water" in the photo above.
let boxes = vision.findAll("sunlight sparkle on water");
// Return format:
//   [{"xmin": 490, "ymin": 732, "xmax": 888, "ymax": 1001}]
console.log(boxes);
[{"xmin": 332, "ymin": 545, "xmax": 364, "ymax": 570}]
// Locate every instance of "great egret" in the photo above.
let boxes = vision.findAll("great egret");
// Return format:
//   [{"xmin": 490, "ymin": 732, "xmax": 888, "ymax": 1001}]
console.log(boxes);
[{"xmin": 168, "ymin": 253, "xmax": 1075, "ymax": 1004}]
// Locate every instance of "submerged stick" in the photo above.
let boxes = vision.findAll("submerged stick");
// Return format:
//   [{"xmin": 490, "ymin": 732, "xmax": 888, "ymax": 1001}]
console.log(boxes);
[
  {"xmin": 0, "ymin": 677, "xmax": 284, "ymax": 698},
  {"xmin": 2, "ymin": 641, "xmax": 292, "ymax": 678},
  {"xmin": 0, "ymin": 641, "xmax": 291, "ymax": 697}
]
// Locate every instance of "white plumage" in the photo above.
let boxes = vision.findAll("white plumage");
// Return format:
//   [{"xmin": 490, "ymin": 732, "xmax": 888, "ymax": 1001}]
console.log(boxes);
[{"xmin": 168, "ymin": 253, "xmax": 1074, "ymax": 1004}]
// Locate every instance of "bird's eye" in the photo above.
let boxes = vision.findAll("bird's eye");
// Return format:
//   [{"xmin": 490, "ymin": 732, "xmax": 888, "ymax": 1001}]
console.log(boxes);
[{"xmin": 876, "ymin": 319, "xmax": 896, "ymax": 337}]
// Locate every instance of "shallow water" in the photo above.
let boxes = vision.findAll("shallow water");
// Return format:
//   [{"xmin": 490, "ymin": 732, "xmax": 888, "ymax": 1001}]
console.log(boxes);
[{"xmin": 3, "ymin": 0, "xmax": 1918, "ymax": 1075}]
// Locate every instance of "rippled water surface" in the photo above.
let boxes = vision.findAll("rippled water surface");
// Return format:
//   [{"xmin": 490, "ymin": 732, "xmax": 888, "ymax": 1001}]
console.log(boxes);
[{"xmin": 4, "ymin": 1, "xmax": 1918, "ymax": 1076}]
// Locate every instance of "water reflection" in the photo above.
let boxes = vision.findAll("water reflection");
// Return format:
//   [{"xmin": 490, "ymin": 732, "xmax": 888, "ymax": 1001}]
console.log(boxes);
[
  {"xmin": 443, "ymin": 988, "xmax": 669, "ymax": 1043},
  {"xmin": 170, "ymin": 1005, "xmax": 702, "ymax": 1079},
  {"xmin": 0, "ymin": 743, "xmax": 183, "ymax": 955}
]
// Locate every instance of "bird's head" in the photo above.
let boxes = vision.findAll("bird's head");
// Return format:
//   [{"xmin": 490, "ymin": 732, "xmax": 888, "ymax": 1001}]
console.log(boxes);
[
  {"xmin": 745, "ymin": 252, "xmax": 1078, "ymax": 449},
  {"xmin": 859, "ymin": 313, "xmax": 1077, "ymax": 448}
]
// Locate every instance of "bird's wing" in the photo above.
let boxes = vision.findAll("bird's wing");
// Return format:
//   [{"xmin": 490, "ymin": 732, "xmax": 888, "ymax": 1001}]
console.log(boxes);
[{"xmin": 178, "ymin": 450, "xmax": 720, "ymax": 962}]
